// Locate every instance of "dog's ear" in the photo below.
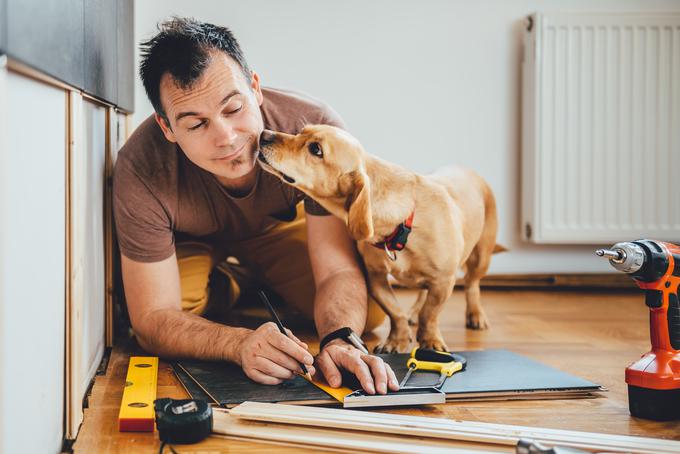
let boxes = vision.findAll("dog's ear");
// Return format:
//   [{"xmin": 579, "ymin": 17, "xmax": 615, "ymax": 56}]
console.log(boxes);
[{"xmin": 345, "ymin": 170, "xmax": 374, "ymax": 240}]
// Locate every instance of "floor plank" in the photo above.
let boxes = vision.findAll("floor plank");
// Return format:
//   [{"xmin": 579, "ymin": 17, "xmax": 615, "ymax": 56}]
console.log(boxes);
[{"xmin": 72, "ymin": 288, "xmax": 680, "ymax": 453}]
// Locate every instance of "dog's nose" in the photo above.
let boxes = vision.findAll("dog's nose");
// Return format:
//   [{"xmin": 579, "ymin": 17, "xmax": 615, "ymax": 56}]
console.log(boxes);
[{"xmin": 260, "ymin": 130, "xmax": 277, "ymax": 147}]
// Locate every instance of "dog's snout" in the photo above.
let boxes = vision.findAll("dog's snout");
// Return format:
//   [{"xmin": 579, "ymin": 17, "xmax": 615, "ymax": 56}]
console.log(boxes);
[{"xmin": 260, "ymin": 130, "xmax": 277, "ymax": 147}]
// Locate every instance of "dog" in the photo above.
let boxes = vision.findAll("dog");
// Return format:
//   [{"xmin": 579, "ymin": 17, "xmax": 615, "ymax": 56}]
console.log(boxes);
[{"xmin": 258, "ymin": 125, "xmax": 504, "ymax": 353}]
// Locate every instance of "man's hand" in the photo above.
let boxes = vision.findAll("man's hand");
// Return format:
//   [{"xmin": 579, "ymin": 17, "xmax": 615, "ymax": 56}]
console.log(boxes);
[
  {"xmin": 235, "ymin": 322, "xmax": 316, "ymax": 385},
  {"xmin": 315, "ymin": 340, "xmax": 399, "ymax": 394}
]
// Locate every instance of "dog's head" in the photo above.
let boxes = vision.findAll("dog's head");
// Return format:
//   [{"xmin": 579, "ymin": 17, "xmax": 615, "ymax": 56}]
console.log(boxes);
[{"xmin": 258, "ymin": 125, "xmax": 373, "ymax": 240}]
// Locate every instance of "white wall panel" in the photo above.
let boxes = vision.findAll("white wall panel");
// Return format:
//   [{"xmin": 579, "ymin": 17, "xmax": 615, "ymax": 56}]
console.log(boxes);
[
  {"xmin": 80, "ymin": 99, "xmax": 107, "ymax": 396},
  {"xmin": 0, "ymin": 66, "xmax": 66, "ymax": 454},
  {"xmin": 67, "ymin": 97, "xmax": 107, "ymax": 439}
]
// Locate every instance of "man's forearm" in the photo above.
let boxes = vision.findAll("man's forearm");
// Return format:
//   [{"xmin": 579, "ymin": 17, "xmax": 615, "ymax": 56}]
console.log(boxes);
[
  {"xmin": 314, "ymin": 269, "xmax": 368, "ymax": 339},
  {"xmin": 135, "ymin": 308, "xmax": 251, "ymax": 363}
]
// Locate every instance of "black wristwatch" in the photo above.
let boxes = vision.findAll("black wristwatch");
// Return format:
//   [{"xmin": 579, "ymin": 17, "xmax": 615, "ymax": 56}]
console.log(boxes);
[{"xmin": 319, "ymin": 327, "xmax": 369, "ymax": 354}]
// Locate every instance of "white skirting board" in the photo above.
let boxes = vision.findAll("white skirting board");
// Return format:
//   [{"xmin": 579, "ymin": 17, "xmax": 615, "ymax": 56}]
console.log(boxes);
[
  {"xmin": 213, "ymin": 410, "xmax": 505, "ymax": 453},
  {"xmin": 218, "ymin": 401, "xmax": 680, "ymax": 454}
]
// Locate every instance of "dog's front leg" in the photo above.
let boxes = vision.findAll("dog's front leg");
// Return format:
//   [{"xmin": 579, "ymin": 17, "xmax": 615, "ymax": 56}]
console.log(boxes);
[
  {"xmin": 367, "ymin": 273, "xmax": 413, "ymax": 353},
  {"xmin": 416, "ymin": 280, "xmax": 455, "ymax": 352},
  {"xmin": 407, "ymin": 289, "xmax": 428, "ymax": 326}
]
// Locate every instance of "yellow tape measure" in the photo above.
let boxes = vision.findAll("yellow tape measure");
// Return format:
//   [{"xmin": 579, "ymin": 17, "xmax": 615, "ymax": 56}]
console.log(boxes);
[{"xmin": 118, "ymin": 356, "xmax": 158, "ymax": 432}]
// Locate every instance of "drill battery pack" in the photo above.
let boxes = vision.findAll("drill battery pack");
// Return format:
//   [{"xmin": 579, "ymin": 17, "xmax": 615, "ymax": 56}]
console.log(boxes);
[{"xmin": 628, "ymin": 385, "xmax": 680, "ymax": 421}]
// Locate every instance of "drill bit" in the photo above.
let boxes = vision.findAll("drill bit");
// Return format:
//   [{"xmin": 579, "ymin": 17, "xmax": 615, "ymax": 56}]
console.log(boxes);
[{"xmin": 595, "ymin": 248, "xmax": 624, "ymax": 262}]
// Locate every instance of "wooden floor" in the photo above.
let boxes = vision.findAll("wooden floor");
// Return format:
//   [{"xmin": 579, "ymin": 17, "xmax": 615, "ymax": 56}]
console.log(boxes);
[{"xmin": 73, "ymin": 288, "xmax": 680, "ymax": 453}]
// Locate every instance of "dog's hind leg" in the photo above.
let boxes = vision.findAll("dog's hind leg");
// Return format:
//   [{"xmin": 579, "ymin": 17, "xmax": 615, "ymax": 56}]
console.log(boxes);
[
  {"xmin": 464, "ymin": 184, "xmax": 500, "ymax": 330},
  {"xmin": 407, "ymin": 289, "xmax": 428, "ymax": 326},
  {"xmin": 368, "ymin": 273, "xmax": 413, "ymax": 353},
  {"xmin": 416, "ymin": 280, "xmax": 455, "ymax": 352},
  {"xmin": 463, "ymin": 241, "xmax": 493, "ymax": 330}
]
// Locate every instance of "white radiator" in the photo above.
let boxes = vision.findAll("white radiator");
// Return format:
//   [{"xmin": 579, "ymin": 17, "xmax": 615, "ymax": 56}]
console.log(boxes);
[{"xmin": 521, "ymin": 13, "xmax": 680, "ymax": 244}]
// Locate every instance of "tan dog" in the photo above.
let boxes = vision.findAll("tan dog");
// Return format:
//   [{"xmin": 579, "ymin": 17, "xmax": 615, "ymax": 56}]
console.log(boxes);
[{"xmin": 258, "ymin": 125, "xmax": 503, "ymax": 353}]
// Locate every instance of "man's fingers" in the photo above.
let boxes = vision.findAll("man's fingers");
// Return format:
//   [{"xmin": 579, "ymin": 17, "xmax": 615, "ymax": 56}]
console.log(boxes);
[
  {"xmin": 284, "ymin": 328, "xmax": 308, "ymax": 350},
  {"xmin": 302, "ymin": 365, "xmax": 317, "ymax": 378},
  {"xmin": 343, "ymin": 355, "xmax": 375, "ymax": 395},
  {"xmin": 245, "ymin": 368, "xmax": 284, "ymax": 385},
  {"xmin": 385, "ymin": 363, "xmax": 400, "ymax": 391},
  {"xmin": 316, "ymin": 351, "xmax": 342, "ymax": 388},
  {"xmin": 261, "ymin": 346, "xmax": 306, "ymax": 373},
  {"xmin": 253, "ymin": 356, "xmax": 296, "ymax": 380},
  {"xmin": 268, "ymin": 330, "xmax": 313, "ymax": 366},
  {"xmin": 363, "ymin": 355, "xmax": 388, "ymax": 394}
]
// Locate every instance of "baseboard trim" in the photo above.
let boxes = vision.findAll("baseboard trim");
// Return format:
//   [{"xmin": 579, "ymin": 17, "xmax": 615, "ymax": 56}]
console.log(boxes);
[{"xmin": 478, "ymin": 273, "xmax": 637, "ymax": 289}]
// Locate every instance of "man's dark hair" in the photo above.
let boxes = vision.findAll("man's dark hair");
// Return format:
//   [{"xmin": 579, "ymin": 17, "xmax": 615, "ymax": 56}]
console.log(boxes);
[{"xmin": 139, "ymin": 17, "xmax": 252, "ymax": 123}]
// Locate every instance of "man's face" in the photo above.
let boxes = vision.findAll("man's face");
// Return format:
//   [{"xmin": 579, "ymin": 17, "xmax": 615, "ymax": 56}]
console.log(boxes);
[{"xmin": 155, "ymin": 52, "xmax": 264, "ymax": 185}]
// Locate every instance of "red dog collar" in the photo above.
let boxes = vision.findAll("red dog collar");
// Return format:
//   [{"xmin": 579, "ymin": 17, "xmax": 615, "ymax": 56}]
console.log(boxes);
[{"xmin": 373, "ymin": 211, "xmax": 415, "ymax": 252}]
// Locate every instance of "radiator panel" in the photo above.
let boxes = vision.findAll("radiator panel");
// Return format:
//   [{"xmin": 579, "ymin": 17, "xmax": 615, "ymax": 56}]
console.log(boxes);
[{"xmin": 522, "ymin": 13, "xmax": 680, "ymax": 243}]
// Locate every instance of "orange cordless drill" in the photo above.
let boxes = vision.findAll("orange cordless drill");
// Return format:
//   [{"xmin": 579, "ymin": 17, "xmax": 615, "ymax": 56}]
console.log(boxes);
[{"xmin": 596, "ymin": 239, "xmax": 680, "ymax": 420}]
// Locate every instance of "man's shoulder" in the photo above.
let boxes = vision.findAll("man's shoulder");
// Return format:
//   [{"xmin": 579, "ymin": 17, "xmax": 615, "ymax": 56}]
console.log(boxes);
[
  {"xmin": 261, "ymin": 87, "xmax": 345, "ymax": 133},
  {"xmin": 115, "ymin": 115, "xmax": 178, "ymax": 181}
]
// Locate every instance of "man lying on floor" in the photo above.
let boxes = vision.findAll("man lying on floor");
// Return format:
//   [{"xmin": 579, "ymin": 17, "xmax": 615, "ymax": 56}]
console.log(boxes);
[{"xmin": 113, "ymin": 17, "xmax": 398, "ymax": 395}]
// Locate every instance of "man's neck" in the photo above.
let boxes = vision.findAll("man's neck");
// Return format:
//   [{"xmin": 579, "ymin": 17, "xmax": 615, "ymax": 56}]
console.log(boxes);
[{"xmin": 215, "ymin": 165, "xmax": 259, "ymax": 198}]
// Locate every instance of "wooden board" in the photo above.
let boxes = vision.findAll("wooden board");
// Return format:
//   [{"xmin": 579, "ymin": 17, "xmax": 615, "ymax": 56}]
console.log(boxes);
[
  {"xmin": 175, "ymin": 349, "xmax": 602, "ymax": 407},
  {"xmin": 225, "ymin": 402, "xmax": 680, "ymax": 453},
  {"xmin": 212, "ymin": 409, "xmax": 507, "ymax": 453}
]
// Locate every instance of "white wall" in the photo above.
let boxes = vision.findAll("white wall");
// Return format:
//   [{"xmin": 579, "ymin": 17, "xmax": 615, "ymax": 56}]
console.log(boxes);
[
  {"xmin": 133, "ymin": 0, "xmax": 680, "ymax": 274},
  {"xmin": 0, "ymin": 69, "xmax": 66, "ymax": 454}
]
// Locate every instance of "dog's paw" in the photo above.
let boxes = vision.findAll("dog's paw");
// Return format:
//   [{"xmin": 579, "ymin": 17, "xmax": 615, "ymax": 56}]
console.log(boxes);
[
  {"xmin": 374, "ymin": 333, "xmax": 413, "ymax": 354},
  {"xmin": 418, "ymin": 336, "xmax": 449, "ymax": 352},
  {"xmin": 407, "ymin": 312, "xmax": 419, "ymax": 326},
  {"xmin": 417, "ymin": 326, "xmax": 448, "ymax": 352},
  {"xmin": 466, "ymin": 310, "xmax": 490, "ymax": 330}
]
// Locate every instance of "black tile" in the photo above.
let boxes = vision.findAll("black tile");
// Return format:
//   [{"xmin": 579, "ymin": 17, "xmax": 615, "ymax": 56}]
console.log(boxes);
[
  {"xmin": 84, "ymin": 0, "xmax": 117, "ymax": 103},
  {"xmin": 117, "ymin": 0, "xmax": 134, "ymax": 112},
  {"xmin": 0, "ymin": 0, "xmax": 7, "ymax": 52},
  {"xmin": 6, "ymin": 0, "xmax": 84, "ymax": 86}
]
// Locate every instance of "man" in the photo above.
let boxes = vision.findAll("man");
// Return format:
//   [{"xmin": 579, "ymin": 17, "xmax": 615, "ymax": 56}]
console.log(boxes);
[{"xmin": 113, "ymin": 17, "xmax": 399, "ymax": 395}]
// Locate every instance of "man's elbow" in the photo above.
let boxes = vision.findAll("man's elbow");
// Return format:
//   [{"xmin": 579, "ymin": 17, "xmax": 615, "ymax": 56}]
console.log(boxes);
[{"xmin": 129, "ymin": 311, "xmax": 164, "ymax": 356}]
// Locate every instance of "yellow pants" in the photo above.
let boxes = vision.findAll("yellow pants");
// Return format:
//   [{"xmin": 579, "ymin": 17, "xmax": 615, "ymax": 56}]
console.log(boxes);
[{"xmin": 175, "ymin": 204, "xmax": 386, "ymax": 334}]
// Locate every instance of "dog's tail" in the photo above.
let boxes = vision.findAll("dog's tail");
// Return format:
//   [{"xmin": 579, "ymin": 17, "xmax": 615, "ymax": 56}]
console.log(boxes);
[{"xmin": 493, "ymin": 244, "xmax": 508, "ymax": 254}]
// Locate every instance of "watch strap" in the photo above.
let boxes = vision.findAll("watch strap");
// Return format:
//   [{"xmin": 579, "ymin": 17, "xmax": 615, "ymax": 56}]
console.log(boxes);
[{"xmin": 319, "ymin": 327, "xmax": 369, "ymax": 354}]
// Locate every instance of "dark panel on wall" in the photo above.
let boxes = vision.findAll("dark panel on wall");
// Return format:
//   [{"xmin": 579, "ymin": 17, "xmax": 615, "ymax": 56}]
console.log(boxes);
[
  {"xmin": 84, "ymin": 0, "xmax": 117, "ymax": 104},
  {"xmin": 0, "ymin": 0, "xmax": 7, "ymax": 52},
  {"xmin": 6, "ymin": 0, "xmax": 84, "ymax": 86},
  {"xmin": 117, "ymin": 0, "xmax": 134, "ymax": 112}
]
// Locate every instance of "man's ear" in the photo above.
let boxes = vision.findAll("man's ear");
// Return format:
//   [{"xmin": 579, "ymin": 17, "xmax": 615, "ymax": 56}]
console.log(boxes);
[
  {"xmin": 154, "ymin": 113, "xmax": 177, "ymax": 143},
  {"xmin": 250, "ymin": 71, "xmax": 264, "ymax": 106},
  {"xmin": 345, "ymin": 170, "xmax": 374, "ymax": 240}
]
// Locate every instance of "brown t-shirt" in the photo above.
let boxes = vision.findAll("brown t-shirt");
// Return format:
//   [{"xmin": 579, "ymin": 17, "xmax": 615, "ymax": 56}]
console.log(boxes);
[{"xmin": 113, "ymin": 87, "xmax": 343, "ymax": 263}]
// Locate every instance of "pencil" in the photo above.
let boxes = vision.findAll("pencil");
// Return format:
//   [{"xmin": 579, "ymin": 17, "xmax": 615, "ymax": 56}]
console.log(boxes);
[{"xmin": 257, "ymin": 290, "xmax": 312, "ymax": 381}]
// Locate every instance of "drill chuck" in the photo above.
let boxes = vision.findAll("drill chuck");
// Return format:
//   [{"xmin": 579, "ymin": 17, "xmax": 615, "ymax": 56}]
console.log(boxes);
[
  {"xmin": 596, "ymin": 239, "xmax": 672, "ymax": 282},
  {"xmin": 595, "ymin": 242, "xmax": 645, "ymax": 274}
]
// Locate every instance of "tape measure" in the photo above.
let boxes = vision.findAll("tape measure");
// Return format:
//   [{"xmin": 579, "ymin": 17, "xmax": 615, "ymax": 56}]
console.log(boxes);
[{"xmin": 154, "ymin": 398, "xmax": 213, "ymax": 444}]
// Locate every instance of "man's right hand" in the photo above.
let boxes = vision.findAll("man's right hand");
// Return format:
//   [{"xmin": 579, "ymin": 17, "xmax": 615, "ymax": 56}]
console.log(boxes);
[{"xmin": 236, "ymin": 322, "xmax": 315, "ymax": 385}]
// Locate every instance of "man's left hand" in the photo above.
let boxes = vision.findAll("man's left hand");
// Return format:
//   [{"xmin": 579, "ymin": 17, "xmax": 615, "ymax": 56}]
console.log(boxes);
[{"xmin": 315, "ymin": 340, "xmax": 399, "ymax": 394}]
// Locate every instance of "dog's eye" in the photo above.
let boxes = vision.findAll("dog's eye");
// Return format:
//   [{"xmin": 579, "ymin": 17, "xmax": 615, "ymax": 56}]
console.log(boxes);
[{"xmin": 308, "ymin": 142, "xmax": 323, "ymax": 158}]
